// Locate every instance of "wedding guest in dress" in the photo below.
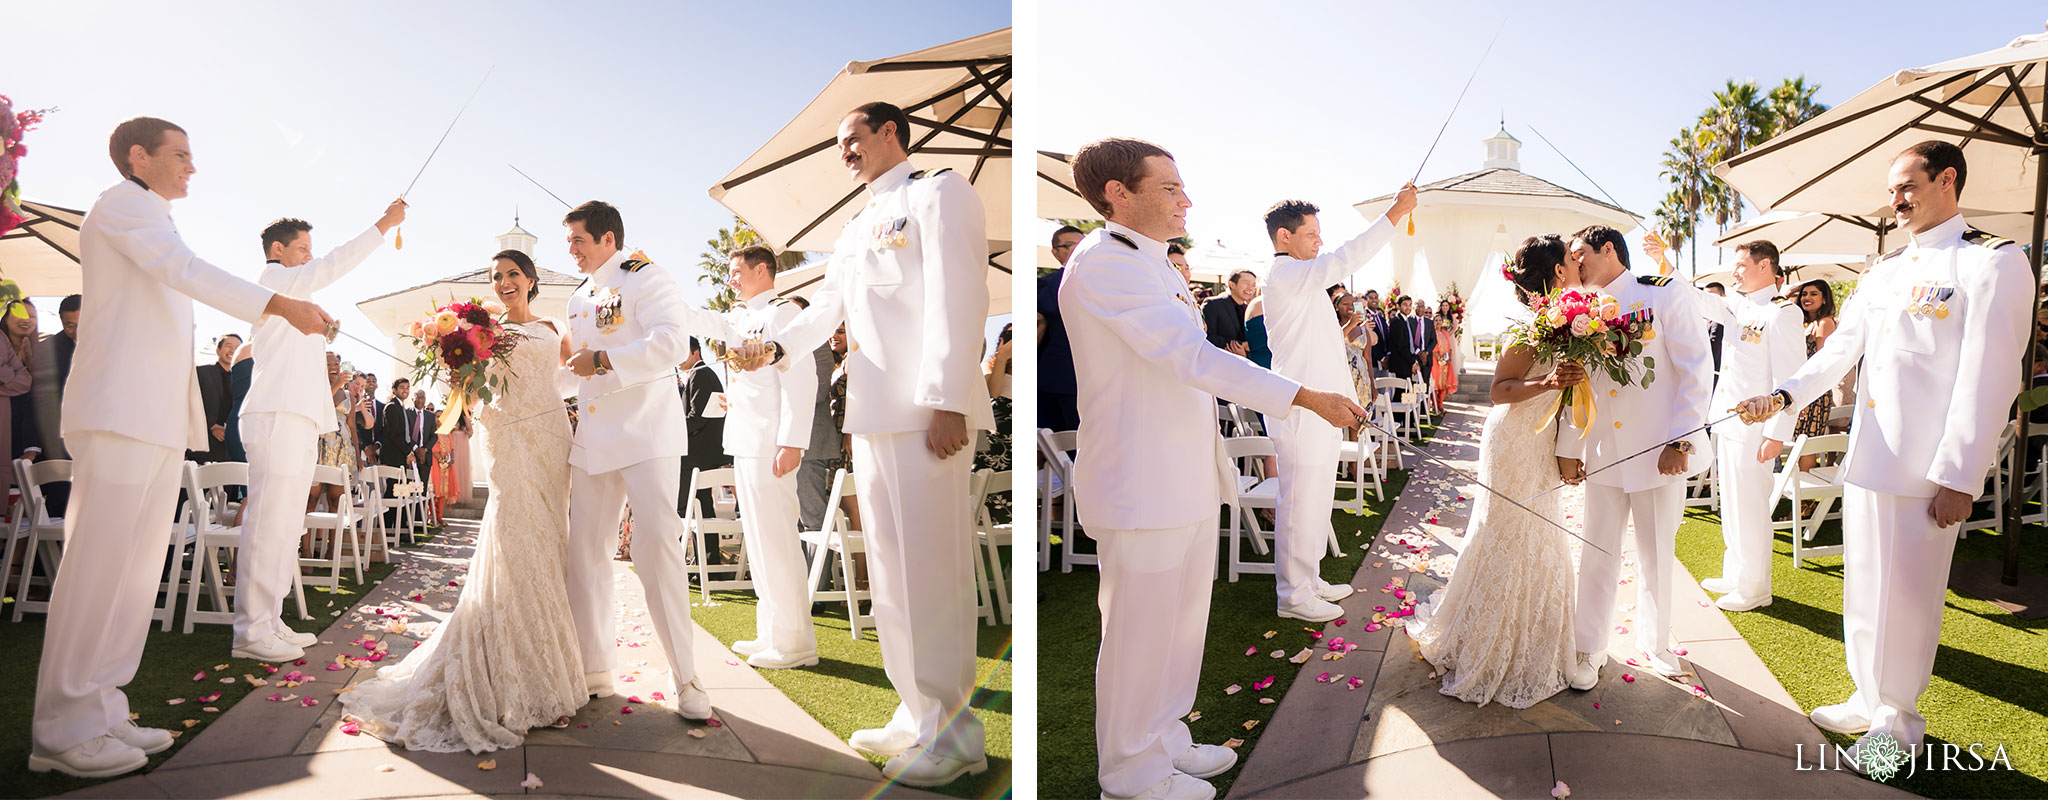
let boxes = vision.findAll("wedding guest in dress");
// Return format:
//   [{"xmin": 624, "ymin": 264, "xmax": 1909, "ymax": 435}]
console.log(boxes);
[
  {"xmin": 1433, "ymin": 300, "xmax": 1457, "ymax": 407},
  {"xmin": 310, "ymin": 354, "xmax": 361, "ymax": 532},
  {"xmin": 976, "ymin": 325, "xmax": 1012, "ymax": 523},
  {"xmin": 1792, "ymin": 279, "xmax": 1839, "ymax": 472},
  {"xmin": 1058, "ymin": 137, "xmax": 1365, "ymax": 800},
  {"xmin": 31, "ymin": 116, "xmax": 328, "ymax": 779},
  {"xmin": 2, "ymin": 299, "xmax": 39, "ymax": 474}
]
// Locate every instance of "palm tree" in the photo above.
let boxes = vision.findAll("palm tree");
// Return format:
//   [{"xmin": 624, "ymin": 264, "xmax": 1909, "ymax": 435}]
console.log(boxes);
[
  {"xmin": 696, "ymin": 216, "xmax": 807, "ymax": 312},
  {"xmin": 1701, "ymin": 80, "xmax": 1770, "ymax": 214},
  {"xmin": 1765, "ymin": 76, "xmax": 1828, "ymax": 138},
  {"xmin": 1658, "ymin": 124, "xmax": 1712, "ymax": 274},
  {"xmin": 1653, "ymin": 190, "xmax": 1693, "ymax": 266}
]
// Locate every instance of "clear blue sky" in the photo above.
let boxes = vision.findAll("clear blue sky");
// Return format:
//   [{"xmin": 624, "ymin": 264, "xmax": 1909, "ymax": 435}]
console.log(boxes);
[
  {"xmin": 12, "ymin": 1, "xmax": 1007, "ymax": 376},
  {"xmin": 1037, "ymin": 0, "xmax": 2048, "ymax": 275}
]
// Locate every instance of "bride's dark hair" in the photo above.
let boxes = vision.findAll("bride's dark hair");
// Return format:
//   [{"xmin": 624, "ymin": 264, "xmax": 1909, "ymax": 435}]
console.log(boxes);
[
  {"xmin": 1504, "ymin": 234, "xmax": 1568, "ymax": 306},
  {"xmin": 493, "ymin": 249, "xmax": 541, "ymax": 301}
]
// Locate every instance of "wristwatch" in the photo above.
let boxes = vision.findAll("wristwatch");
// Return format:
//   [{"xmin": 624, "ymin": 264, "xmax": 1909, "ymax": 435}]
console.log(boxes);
[
  {"xmin": 594, "ymin": 350, "xmax": 612, "ymax": 376},
  {"xmin": 767, "ymin": 342, "xmax": 786, "ymax": 365},
  {"xmin": 1667, "ymin": 440, "xmax": 1694, "ymax": 455}
]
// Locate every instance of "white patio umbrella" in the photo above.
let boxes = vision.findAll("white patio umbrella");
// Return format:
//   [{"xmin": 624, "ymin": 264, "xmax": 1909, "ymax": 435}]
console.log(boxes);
[
  {"xmin": 1037, "ymin": 150, "xmax": 1097, "ymax": 221},
  {"xmin": 1710, "ymin": 208, "xmax": 2036, "ymax": 257},
  {"xmin": 0, "ymin": 200, "xmax": 84, "ymax": 297},
  {"xmin": 708, "ymin": 28, "xmax": 1011, "ymax": 314},
  {"xmin": 1715, "ymin": 22, "xmax": 2048, "ymax": 585}
]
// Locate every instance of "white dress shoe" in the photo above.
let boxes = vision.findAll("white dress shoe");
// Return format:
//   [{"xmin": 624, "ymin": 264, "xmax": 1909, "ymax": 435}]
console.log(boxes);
[
  {"xmin": 1699, "ymin": 576, "xmax": 1735, "ymax": 594},
  {"xmin": 1173, "ymin": 743, "xmax": 1237, "ymax": 779},
  {"xmin": 110, "ymin": 720, "xmax": 174, "ymax": 755},
  {"xmin": 584, "ymin": 670, "xmax": 615, "ymax": 699},
  {"xmin": 1810, "ymin": 702, "xmax": 1871, "ymax": 734},
  {"xmin": 673, "ymin": 678, "xmax": 713, "ymax": 720},
  {"xmin": 279, "ymin": 629, "xmax": 318, "ymax": 648},
  {"xmin": 849, "ymin": 725, "xmax": 919, "ymax": 758},
  {"xmin": 882, "ymin": 745, "xmax": 987, "ymax": 787},
  {"xmin": 1314, "ymin": 581, "xmax": 1356, "ymax": 603},
  {"xmin": 28, "ymin": 734, "xmax": 148, "ymax": 778},
  {"xmin": 1277, "ymin": 598, "xmax": 1344, "ymax": 623},
  {"xmin": 1714, "ymin": 593, "xmax": 1773, "ymax": 612},
  {"xmin": 1639, "ymin": 650, "xmax": 1687, "ymax": 678},
  {"xmin": 1567, "ymin": 651, "xmax": 1603, "ymax": 690},
  {"xmin": 731, "ymin": 639, "xmax": 768, "ymax": 658},
  {"xmin": 747, "ymin": 649, "xmax": 819, "ymax": 670},
  {"xmin": 1104, "ymin": 771, "xmax": 1217, "ymax": 800},
  {"xmin": 231, "ymin": 633, "xmax": 305, "ymax": 662}
]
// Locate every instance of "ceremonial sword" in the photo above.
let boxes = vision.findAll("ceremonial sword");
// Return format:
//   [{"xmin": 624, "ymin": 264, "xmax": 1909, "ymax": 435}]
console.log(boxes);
[
  {"xmin": 1355, "ymin": 419, "xmax": 1616, "ymax": 557},
  {"xmin": 1404, "ymin": 18, "xmax": 1508, "ymax": 235},
  {"xmin": 391, "ymin": 66, "xmax": 495, "ymax": 249}
]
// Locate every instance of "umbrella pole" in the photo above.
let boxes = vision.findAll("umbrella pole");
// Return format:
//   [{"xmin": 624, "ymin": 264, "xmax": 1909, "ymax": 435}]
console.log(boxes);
[{"xmin": 2006, "ymin": 150, "xmax": 2048, "ymax": 586}]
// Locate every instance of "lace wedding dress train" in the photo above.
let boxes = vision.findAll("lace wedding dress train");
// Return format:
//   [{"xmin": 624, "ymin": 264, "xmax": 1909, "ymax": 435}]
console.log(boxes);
[
  {"xmin": 341, "ymin": 319, "xmax": 585, "ymax": 753},
  {"xmin": 1406, "ymin": 359, "xmax": 1577, "ymax": 709}
]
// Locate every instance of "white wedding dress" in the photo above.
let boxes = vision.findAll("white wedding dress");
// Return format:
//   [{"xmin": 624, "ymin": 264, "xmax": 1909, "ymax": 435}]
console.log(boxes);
[
  {"xmin": 1407, "ymin": 358, "xmax": 1577, "ymax": 709},
  {"xmin": 341, "ymin": 319, "xmax": 585, "ymax": 753}
]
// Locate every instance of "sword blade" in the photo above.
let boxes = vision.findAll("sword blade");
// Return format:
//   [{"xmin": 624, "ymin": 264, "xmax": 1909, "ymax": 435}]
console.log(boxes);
[
  {"xmin": 1357, "ymin": 421, "xmax": 1615, "ymax": 558},
  {"xmin": 401, "ymin": 66, "xmax": 495, "ymax": 198}
]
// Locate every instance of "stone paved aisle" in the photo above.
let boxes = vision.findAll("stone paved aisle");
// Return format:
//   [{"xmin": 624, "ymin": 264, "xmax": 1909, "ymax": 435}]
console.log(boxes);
[
  {"xmin": 1229, "ymin": 395, "xmax": 1915, "ymax": 799},
  {"xmin": 62, "ymin": 517, "xmax": 936, "ymax": 800}
]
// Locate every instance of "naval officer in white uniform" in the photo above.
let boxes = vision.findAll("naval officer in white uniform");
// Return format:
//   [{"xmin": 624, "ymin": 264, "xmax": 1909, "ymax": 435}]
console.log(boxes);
[
  {"xmin": 558, "ymin": 200, "xmax": 713, "ymax": 721},
  {"xmin": 1060, "ymin": 138, "xmax": 1367, "ymax": 800},
  {"xmin": 32, "ymin": 117, "xmax": 331, "ymax": 779},
  {"xmin": 732, "ymin": 101, "xmax": 993, "ymax": 787},
  {"xmin": 1739, "ymin": 141, "xmax": 2030, "ymax": 761},
  {"xmin": 1556, "ymin": 225, "xmax": 1715, "ymax": 686},
  {"xmin": 233, "ymin": 202, "xmax": 406, "ymax": 663},
  {"xmin": 1259, "ymin": 191, "xmax": 1413, "ymax": 622},
  {"xmin": 1689, "ymin": 238, "xmax": 1805, "ymax": 613}
]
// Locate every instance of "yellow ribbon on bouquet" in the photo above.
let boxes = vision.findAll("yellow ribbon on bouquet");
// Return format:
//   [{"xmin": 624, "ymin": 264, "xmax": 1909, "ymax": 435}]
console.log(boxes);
[
  {"xmin": 1535, "ymin": 365, "xmax": 1596, "ymax": 438},
  {"xmin": 437, "ymin": 392, "xmax": 469, "ymax": 435}
]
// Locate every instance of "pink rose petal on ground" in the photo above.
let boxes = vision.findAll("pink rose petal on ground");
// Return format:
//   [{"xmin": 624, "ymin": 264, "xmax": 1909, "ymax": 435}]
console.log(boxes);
[
  {"xmin": 1625, "ymin": 658, "xmax": 1639, "ymax": 667},
  {"xmin": 521, "ymin": 773, "xmax": 544, "ymax": 790},
  {"xmin": 1552, "ymin": 779, "xmax": 1571, "ymax": 798},
  {"xmin": 294, "ymin": 659, "xmax": 308, "ymax": 666},
  {"xmin": 1334, "ymin": 619, "xmax": 1347, "ymax": 626},
  {"xmin": 1252, "ymin": 676, "xmax": 1275, "ymax": 691},
  {"xmin": 1614, "ymin": 626, "xmax": 1628, "ymax": 635},
  {"xmin": 301, "ymin": 697, "xmax": 320, "ymax": 707},
  {"xmin": 266, "ymin": 693, "xmax": 284, "ymax": 702},
  {"xmin": 1592, "ymin": 703, "xmax": 1600, "ymax": 709},
  {"xmin": 626, "ymin": 696, "xmax": 644, "ymax": 704},
  {"xmin": 340, "ymin": 720, "xmax": 361, "ymax": 735},
  {"xmin": 1364, "ymin": 623, "xmax": 1383, "ymax": 632},
  {"xmin": 1245, "ymin": 646, "xmax": 1259, "ymax": 656},
  {"xmin": 263, "ymin": 665, "xmax": 280, "ymax": 673},
  {"xmin": 621, "ymin": 676, "xmax": 637, "ymax": 682},
  {"xmin": 1691, "ymin": 685, "xmax": 1708, "ymax": 698},
  {"xmin": 1225, "ymin": 684, "xmax": 1242, "ymax": 695},
  {"xmin": 707, "ymin": 718, "xmax": 723, "ymax": 728},
  {"xmin": 1346, "ymin": 677, "xmax": 1365, "ymax": 690},
  {"xmin": 1308, "ymin": 631, "xmax": 1323, "ymax": 640},
  {"xmin": 192, "ymin": 671, "xmax": 206, "ymax": 681},
  {"xmin": 1622, "ymin": 674, "xmax": 1636, "ymax": 683},
  {"xmin": 620, "ymin": 706, "xmax": 635, "ymax": 714},
  {"xmin": 1674, "ymin": 648, "xmax": 1688, "ymax": 656},
  {"xmin": 200, "ymin": 692, "xmax": 220, "ymax": 703},
  {"xmin": 1315, "ymin": 672, "xmax": 1333, "ymax": 683},
  {"xmin": 651, "ymin": 692, "xmax": 666, "ymax": 700}
]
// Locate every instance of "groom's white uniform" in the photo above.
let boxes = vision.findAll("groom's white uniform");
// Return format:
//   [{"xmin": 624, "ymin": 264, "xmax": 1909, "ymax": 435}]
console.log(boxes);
[
  {"xmin": 562, "ymin": 250, "xmax": 702, "ymax": 703},
  {"xmin": 236, "ymin": 226, "xmax": 387, "ymax": 650},
  {"xmin": 1700, "ymin": 283, "xmax": 1804, "ymax": 605},
  {"xmin": 764, "ymin": 161, "xmax": 993, "ymax": 763},
  {"xmin": 1062, "ymin": 223, "xmax": 1301, "ymax": 798},
  {"xmin": 1263, "ymin": 216, "xmax": 1395, "ymax": 609},
  {"xmin": 36, "ymin": 178, "xmax": 276, "ymax": 756},
  {"xmin": 1557, "ymin": 272, "xmax": 1713, "ymax": 666},
  {"xmin": 1768, "ymin": 214, "xmax": 2028, "ymax": 747}
]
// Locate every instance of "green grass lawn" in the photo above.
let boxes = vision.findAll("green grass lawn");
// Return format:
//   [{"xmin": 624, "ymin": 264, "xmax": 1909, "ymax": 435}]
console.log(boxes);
[
  {"xmin": 1673, "ymin": 504, "xmax": 2048, "ymax": 798},
  {"xmin": 0, "ymin": 528, "xmax": 433, "ymax": 799},
  {"xmin": 689, "ymin": 583, "xmax": 1013, "ymax": 799},
  {"xmin": 1038, "ymin": 427, "xmax": 1426, "ymax": 800}
]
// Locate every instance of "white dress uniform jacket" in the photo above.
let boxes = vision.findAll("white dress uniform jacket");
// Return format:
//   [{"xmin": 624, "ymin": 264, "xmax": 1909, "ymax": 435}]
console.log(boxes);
[
  {"xmin": 563, "ymin": 249, "xmax": 695, "ymax": 474},
  {"xmin": 1059, "ymin": 223, "xmax": 1302, "ymax": 531},
  {"xmin": 691, "ymin": 294, "xmax": 817, "ymax": 458},
  {"xmin": 1702, "ymin": 284, "xmax": 1805, "ymax": 444},
  {"xmin": 767, "ymin": 161, "xmax": 994, "ymax": 434},
  {"xmin": 243, "ymin": 226, "xmax": 386, "ymax": 429},
  {"xmin": 1265, "ymin": 217, "xmax": 1395, "ymax": 394},
  {"xmin": 65, "ymin": 179, "xmax": 275, "ymax": 449},
  {"xmin": 1556, "ymin": 271, "xmax": 1716, "ymax": 491},
  {"xmin": 1777, "ymin": 213, "xmax": 2032, "ymax": 498}
]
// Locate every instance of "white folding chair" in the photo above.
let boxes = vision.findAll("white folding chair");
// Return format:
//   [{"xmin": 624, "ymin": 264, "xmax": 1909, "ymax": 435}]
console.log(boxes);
[
  {"xmin": 1375, "ymin": 377, "xmax": 1420, "ymax": 440},
  {"xmin": 302, "ymin": 465, "xmax": 367, "ymax": 597},
  {"xmin": 1963, "ymin": 422, "xmax": 2018, "ymax": 538},
  {"xmin": 1038, "ymin": 428, "xmax": 1092, "ymax": 573},
  {"xmin": 1771, "ymin": 434, "xmax": 1850, "ymax": 566},
  {"xmin": 800, "ymin": 469, "xmax": 874, "ymax": 638},
  {"xmin": 10, "ymin": 458, "xmax": 71, "ymax": 622},
  {"xmin": 360, "ymin": 465, "xmax": 413, "ymax": 551},
  {"xmin": 1686, "ymin": 447, "xmax": 1718, "ymax": 510},
  {"xmin": 684, "ymin": 467, "xmax": 750, "ymax": 603},
  {"xmin": 182, "ymin": 461, "xmax": 296, "ymax": 632},
  {"xmin": 1222, "ymin": 436, "xmax": 1279, "ymax": 581},
  {"xmin": 969, "ymin": 469, "xmax": 1012, "ymax": 626},
  {"xmin": 1474, "ymin": 334, "xmax": 1499, "ymax": 360}
]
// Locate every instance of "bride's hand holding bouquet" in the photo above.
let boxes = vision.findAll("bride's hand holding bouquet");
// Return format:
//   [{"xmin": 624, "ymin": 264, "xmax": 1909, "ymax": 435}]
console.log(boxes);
[
  {"xmin": 401, "ymin": 297, "xmax": 523, "ymax": 434},
  {"xmin": 1502, "ymin": 287, "xmax": 1656, "ymax": 436}
]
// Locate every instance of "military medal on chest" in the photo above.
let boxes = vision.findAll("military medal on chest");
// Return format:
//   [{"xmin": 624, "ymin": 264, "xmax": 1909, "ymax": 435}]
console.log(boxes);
[
  {"xmin": 593, "ymin": 286, "xmax": 625, "ymax": 333},
  {"xmin": 1739, "ymin": 320, "xmax": 1766, "ymax": 343},
  {"xmin": 1905, "ymin": 284, "xmax": 1954, "ymax": 319},
  {"xmin": 869, "ymin": 216, "xmax": 909, "ymax": 252}
]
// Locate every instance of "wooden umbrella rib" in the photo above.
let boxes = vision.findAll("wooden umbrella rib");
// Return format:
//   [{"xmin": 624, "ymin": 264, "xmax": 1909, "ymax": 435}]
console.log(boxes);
[
  {"xmin": 1725, "ymin": 71, "xmax": 1980, "ymax": 169},
  {"xmin": 1904, "ymin": 98, "xmax": 2036, "ymax": 147},
  {"xmin": 862, "ymin": 57, "xmax": 1009, "ymax": 73},
  {"xmin": 1767, "ymin": 74, "xmax": 2000, "ymax": 209},
  {"xmin": 970, "ymin": 104, "xmax": 1012, "ymax": 183},
  {"xmin": 1038, "ymin": 171, "xmax": 1082, "ymax": 198}
]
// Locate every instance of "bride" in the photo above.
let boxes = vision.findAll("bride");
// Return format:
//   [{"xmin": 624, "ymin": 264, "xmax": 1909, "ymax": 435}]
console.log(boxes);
[
  {"xmin": 1406, "ymin": 234, "xmax": 1587, "ymax": 709},
  {"xmin": 341, "ymin": 249, "xmax": 585, "ymax": 752}
]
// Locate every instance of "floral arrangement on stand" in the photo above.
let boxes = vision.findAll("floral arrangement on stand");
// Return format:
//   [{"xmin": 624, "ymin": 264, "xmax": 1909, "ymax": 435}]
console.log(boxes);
[
  {"xmin": 0, "ymin": 95, "xmax": 53, "ymax": 238},
  {"xmin": 1441, "ymin": 282, "xmax": 1466, "ymax": 337},
  {"xmin": 1499, "ymin": 287, "xmax": 1656, "ymax": 435},
  {"xmin": 401, "ymin": 297, "xmax": 523, "ymax": 433},
  {"xmin": 1385, "ymin": 280, "xmax": 1404, "ymax": 309}
]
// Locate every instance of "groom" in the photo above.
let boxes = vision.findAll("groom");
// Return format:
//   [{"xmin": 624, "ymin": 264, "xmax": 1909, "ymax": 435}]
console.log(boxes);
[
  {"xmin": 559, "ymin": 200, "xmax": 712, "ymax": 720},
  {"xmin": 1555, "ymin": 225, "xmax": 1714, "ymax": 686}
]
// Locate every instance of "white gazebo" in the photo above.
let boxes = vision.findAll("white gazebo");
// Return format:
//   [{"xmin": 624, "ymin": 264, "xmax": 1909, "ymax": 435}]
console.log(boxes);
[
  {"xmin": 1352, "ymin": 128, "xmax": 1639, "ymax": 355},
  {"xmin": 354, "ymin": 217, "xmax": 584, "ymax": 378}
]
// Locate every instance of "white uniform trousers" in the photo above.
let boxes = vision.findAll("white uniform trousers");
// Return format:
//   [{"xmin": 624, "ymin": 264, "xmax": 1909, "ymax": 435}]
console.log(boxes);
[
  {"xmin": 1838, "ymin": 485, "xmax": 1958, "ymax": 747},
  {"xmin": 32, "ymin": 431, "xmax": 184, "ymax": 754},
  {"xmin": 1272, "ymin": 408, "xmax": 1341, "ymax": 608},
  {"xmin": 851, "ymin": 431, "xmax": 982, "ymax": 761},
  {"xmin": 566, "ymin": 457, "xmax": 698, "ymax": 687},
  {"xmin": 1094, "ymin": 519, "xmax": 1213, "ymax": 798},
  {"xmin": 1712, "ymin": 427, "xmax": 1776, "ymax": 600},
  {"xmin": 234, "ymin": 412, "xmax": 319, "ymax": 648},
  {"xmin": 733, "ymin": 455, "xmax": 816, "ymax": 656},
  {"xmin": 1574, "ymin": 481, "xmax": 1685, "ymax": 659}
]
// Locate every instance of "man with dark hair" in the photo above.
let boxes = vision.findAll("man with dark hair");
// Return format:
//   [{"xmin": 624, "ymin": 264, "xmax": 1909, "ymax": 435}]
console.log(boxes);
[
  {"xmin": 1202, "ymin": 270, "xmax": 1258, "ymax": 354},
  {"xmin": 559, "ymin": 199, "xmax": 715, "ymax": 723},
  {"xmin": 1738, "ymin": 139, "xmax": 2028, "ymax": 765},
  {"xmin": 1384, "ymin": 295, "xmax": 1421, "ymax": 380},
  {"xmin": 677, "ymin": 337, "xmax": 730, "ymax": 553},
  {"xmin": 1166, "ymin": 243, "xmax": 1193, "ymax": 288},
  {"xmin": 1702, "ymin": 282, "xmax": 1727, "ymax": 372},
  {"xmin": 1572, "ymin": 224, "xmax": 1632, "ymax": 270},
  {"xmin": 233, "ymin": 198, "xmax": 404, "ymax": 662},
  {"xmin": 31, "ymin": 294, "xmax": 82, "ymax": 468},
  {"xmin": 1258, "ymin": 188, "xmax": 1414, "ymax": 623},
  {"xmin": 376, "ymin": 377, "xmax": 415, "ymax": 528},
  {"xmin": 1058, "ymin": 137, "xmax": 1367, "ymax": 800},
  {"xmin": 189, "ymin": 333, "xmax": 242, "ymax": 464},
  {"xmin": 730, "ymin": 101, "xmax": 994, "ymax": 787},
  {"xmin": 1362, "ymin": 288, "xmax": 1391, "ymax": 369},
  {"xmin": 31, "ymin": 116, "xmax": 329, "ymax": 779},
  {"xmin": 1038, "ymin": 225, "xmax": 1085, "ymax": 432}
]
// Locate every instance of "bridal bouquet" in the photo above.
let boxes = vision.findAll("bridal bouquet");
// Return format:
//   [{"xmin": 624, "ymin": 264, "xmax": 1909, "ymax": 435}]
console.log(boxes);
[
  {"xmin": 1500, "ymin": 288, "xmax": 1656, "ymax": 436},
  {"xmin": 401, "ymin": 297, "xmax": 523, "ymax": 433}
]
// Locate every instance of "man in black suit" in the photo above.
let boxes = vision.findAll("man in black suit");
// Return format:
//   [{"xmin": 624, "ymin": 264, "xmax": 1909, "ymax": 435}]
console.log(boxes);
[
  {"xmin": 1037, "ymin": 225, "xmax": 1083, "ymax": 433},
  {"xmin": 30, "ymin": 294, "xmax": 82, "ymax": 514},
  {"xmin": 1202, "ymin": 269, "xmax": 1258, "ymax": 355},
  {"xmin": 188, "ymin": 333, "xmax": 240, "ymax": 463},
  {"xmin": 376, "ymin": 378, "xmax": 414, "ymax": 526},
  {"xmin": 1362, "ymin": 289, "xmax": 1391, "ymax": 371},
  {"xmin": 1384, "ymin": 296, "xmax": 1419, "ymax": 380},
  {"xmin": 677, "ymin": 339, "xmax": 731, "ymax": 564},
  {"xmin": 1703, "ymin": 282, "xmax": 1727, "ymax": 375},
  {"xmin": 411, "ymin": 390, "xmax": 438, "ymax": 472}
]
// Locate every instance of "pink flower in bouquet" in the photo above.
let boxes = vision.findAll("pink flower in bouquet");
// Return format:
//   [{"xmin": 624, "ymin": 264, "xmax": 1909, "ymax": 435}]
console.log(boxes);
[
  {"xmin": 1599, "ymin": 296, "xmax": 1620, "ymax": 321},
  {"xmin": 1570, "ymin": 316, "xmax": 1593, "ymax": 337},
  {"xmin": 482, "ymin": 300, "xmax": 506, "ymax": 316},
  {"xmin": 470, "ymin": 325, "xmax": 497, "ymax": 357}
]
